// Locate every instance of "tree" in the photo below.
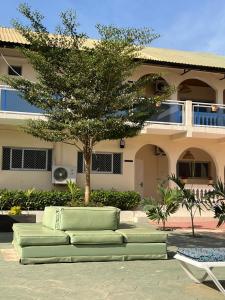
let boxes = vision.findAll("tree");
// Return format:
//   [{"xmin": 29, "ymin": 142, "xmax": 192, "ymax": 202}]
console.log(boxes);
[
  {"xmin": 169, "ymin": 174, "xmax": 207, "ymax": 237},
  {"xmin": 146, "ymin": 184, "xmax": 182, "ymax": 231},
  {"xmin": 2, "ymin": 4, "xmax": 171, "ymax": 204}
]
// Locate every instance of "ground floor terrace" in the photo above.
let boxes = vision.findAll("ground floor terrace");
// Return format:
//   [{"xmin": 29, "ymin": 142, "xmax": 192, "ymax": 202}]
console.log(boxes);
[
  {"xmin": 1, "ymin": 229, "xmax": 225, "ymax": 300},
  {"xmin": 0, "ymin": 126, "xmax": 224, "ymax": 200}
]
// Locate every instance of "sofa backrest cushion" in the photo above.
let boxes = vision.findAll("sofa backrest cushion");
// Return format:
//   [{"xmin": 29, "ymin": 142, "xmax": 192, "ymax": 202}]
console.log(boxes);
[
  {"xmin": 58, "ymin": 207, "xmax": 120, "ymax": 230},
  {"xmin": 42, "ymin": 206, "xmax": 120, "ymax": 231},
  {"xmin": 42, "ymin": 206, "xmax": 59, "ymax": 230}
]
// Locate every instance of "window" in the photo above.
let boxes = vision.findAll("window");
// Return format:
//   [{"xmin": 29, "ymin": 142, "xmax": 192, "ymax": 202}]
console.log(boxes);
[
  {"xmin": 2, "ymin": 147, "xmax": 52, "ymax": 171},
  {"xmin": 77, "ymin": 152, "xmax": 122, "ymax": 174},
  {"xmin": 8, "ymin": 65, "xmax": 22, "ymax": 76},
  {"xmin": 177, "ymin": 161, "xmax": 209, "ymax": 178}
]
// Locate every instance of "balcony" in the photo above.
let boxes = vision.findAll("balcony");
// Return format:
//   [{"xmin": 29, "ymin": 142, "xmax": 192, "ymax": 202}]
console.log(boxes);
[
  {"xmin": 144, "ymin": 100, "xmax": 225, "ymax": 138},
  {"xmin": 1, "ymin": 86, "xmax": 225, "ymax": 138},
  {"xmin": 193, "ymin": 102, "xmax": 225, "ymax": 127},
  {"xmin": 0, "ymin": 87, "xmax": 44, "ymax": 125}
]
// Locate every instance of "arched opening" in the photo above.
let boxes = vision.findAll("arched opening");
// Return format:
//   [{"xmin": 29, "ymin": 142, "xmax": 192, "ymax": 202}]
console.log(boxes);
[
  {"xmin": 177, "ymin": 148, "xmax": 216, "ymax": 185},
  {"xmin": 178, "ymin": 79, "xmax": 216, "ymax": 103},
  {"xmin": 139, "ymin": 74, "xmax": 169, "ymax": 97},
  {"xmin": 135, "ymin": 144, "xmax": 168, "ymax": 199}
]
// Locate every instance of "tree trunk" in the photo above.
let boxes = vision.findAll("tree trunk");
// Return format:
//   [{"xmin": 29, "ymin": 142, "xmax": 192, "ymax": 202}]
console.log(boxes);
[
  {"xmin": 162, "ymin": 219, "xmax": 166, "ymax": 231},
  {"xmin": 83, "ymin": 143, "xmax": 92, "ymax": 206},
  {"xmin": 190, "ymin": 209, "xmax": 195, "ymax": 237}
]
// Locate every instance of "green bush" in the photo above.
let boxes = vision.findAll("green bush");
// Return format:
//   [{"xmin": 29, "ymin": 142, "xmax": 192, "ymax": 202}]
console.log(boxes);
[
  {"xmin": 0, "ymin": 189, "xmax": 140, "ymax": 211},
  {"xmin": 90, "ymin": 190, "xmax": 141, "ymax": 210}
]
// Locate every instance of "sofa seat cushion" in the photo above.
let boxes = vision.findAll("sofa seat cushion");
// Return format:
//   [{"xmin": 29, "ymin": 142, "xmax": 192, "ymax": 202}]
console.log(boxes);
[
  {"xmin": 14, "ymin": 227, "xmax": 69, "ymax": 246},
  {"xmin": 13, "ymin": 223, "xmax": 43, "ymax": 231},
  {"xmin": 116, "ymin": 228, "xmax": 167, "ymax": 243},
  {"xmin": 66, "ymin": 230, "xmax": 123, "ymax": 245}
]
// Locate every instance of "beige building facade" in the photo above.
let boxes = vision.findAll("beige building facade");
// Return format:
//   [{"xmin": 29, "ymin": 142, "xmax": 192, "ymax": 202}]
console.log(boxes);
[{"xmin": 1, "ymin": 28, "xmax": 225, "ymax": 199}]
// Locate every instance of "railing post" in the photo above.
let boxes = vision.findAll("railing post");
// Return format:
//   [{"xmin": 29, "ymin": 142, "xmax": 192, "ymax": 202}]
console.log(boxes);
[{"xmin": 185, "ymin": 100, "xmax": 192, "ymax": 127}]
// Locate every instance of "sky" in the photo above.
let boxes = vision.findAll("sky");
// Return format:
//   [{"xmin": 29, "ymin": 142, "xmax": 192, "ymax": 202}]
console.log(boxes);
[{"xmin": 1, "ymin": 0, "xmax": 225, "ymax": 55}]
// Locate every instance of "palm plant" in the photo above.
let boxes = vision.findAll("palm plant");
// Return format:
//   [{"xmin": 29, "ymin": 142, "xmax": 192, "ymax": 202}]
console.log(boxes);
[
  {"xmin": 24, "ymin": 188, "xmax": 35, "ymax": 212},
  {"xmin": 206, "ymin": 179, "xmax": 225, "ymax": 227},
  {"xmin": 146, "ymin": 184, "xmax": 182, "ymax": 230},
  {"xmin": 169, "ymin": 174, "xmax": 208, "ymax": 237}
]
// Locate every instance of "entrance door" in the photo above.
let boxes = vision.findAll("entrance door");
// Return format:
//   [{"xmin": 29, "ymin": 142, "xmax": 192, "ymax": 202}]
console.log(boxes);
[{"xmin": 135, "ymin": 158, "xmax": 144, "ymax": 197}]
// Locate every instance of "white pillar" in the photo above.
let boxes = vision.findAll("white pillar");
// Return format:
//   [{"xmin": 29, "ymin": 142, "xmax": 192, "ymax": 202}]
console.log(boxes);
[
  {"xmin": 168, "ymin": 152, "xmax": 180, "ymax": 188},
  {"xmin": 216, "ymin": 160, "xmax": 224, "ymax": 183},
  {"xmin": 216, "ymin": 88, "xmax": 224, "ymax": 105}
]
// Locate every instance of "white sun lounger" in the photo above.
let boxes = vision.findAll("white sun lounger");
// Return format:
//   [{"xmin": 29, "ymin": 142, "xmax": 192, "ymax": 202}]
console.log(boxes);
[{"xmin": 175, "ymin": 248, "xmax": 225, "ymax": 296}]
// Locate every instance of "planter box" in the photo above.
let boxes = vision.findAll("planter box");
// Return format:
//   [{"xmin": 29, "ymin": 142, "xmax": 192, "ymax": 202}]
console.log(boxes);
[{"xmin": 0, "ymin": 214, "xmax": 36, "ymax": 232}]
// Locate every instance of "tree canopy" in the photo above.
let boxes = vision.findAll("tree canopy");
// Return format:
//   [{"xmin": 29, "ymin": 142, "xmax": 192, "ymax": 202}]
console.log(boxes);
[{"xmin": 1, "ymin": 3, "xmax": 172, "ymax": 203}]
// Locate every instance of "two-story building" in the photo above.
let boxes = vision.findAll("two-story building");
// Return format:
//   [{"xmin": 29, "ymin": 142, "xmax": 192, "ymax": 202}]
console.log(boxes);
[{"xmin": 1, "ymin": 27, "xmax": 225, "ymax": 199}]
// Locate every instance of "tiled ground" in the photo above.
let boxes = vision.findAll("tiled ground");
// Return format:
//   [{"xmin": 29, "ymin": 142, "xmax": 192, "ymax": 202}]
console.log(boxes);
[
  {"xmin": 150, "ymin": 216, "xmax": 225, "ymax": 230},
  {"xmin": 1, "ymin": 231, "xmax": 225, "ymax": 299}
]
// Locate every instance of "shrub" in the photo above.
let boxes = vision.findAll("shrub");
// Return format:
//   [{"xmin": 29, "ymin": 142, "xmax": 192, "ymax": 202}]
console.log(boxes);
[
  {"xmin": 0, "ymin": 189, "xmax": 140, "ymax": 211},
  {"xmin": 90, "ymin": 190, "xmax": 141, "ymax": 210}
]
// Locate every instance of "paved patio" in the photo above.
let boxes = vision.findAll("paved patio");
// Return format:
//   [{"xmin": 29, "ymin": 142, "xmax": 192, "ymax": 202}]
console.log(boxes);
[{"xmin": 1, "ymin": 230, "xmax": 225, "ymax": 300}]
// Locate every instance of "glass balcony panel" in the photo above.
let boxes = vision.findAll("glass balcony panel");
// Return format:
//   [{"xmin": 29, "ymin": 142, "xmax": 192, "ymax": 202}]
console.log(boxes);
[
  {"xmin": 149, "ymin": 102, "xmax": 183, "ymax": 124},
  {"xmin": 0, "ymin": 89, "xmax": 43, "ymax": 113}
]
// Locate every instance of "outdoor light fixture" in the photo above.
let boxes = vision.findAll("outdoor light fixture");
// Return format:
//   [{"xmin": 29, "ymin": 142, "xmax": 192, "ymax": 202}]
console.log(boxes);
[
  {"xmin": 182, "ymin": 150, "xmax": 194, "ymax": 160},
  {"xmin": 120, "ymin": 138, "xmax": 125, "ymax": 148}
]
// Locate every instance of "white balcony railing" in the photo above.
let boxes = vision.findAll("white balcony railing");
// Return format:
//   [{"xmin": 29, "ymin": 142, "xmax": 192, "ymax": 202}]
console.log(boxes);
[
  {"xmin": 2, "ymin": 87, "xmax": 225, "ymax": 130},
  {"xmin": 148, "ymin": 100, "xmax": 185, "ymax": 125},
  {"xmin": 193, "ymin": 102, "xmax": 225, "ymax": 128}
]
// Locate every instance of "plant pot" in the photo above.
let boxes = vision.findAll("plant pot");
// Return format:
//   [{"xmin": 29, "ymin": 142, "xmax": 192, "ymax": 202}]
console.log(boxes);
[
  {"xmin": 181, "ymin": 178, "xmax": 187, "ymax": 184},
  {"xmin": 211, "ymin": 105, "xmax": 218, "ymax": 112},
  {"xmin": 0, "ymin": 214, "xmax": 36, "ymax": 232}
]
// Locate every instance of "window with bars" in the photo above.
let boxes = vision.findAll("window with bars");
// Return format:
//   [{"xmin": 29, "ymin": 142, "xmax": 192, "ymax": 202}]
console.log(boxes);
[
  {"xmin": 2, "ymin": 147, "xmax": 52, "ymax": 171},
  {"xmin": 77, "ymin": 152, "xmax": 122, "ymax": 174}
]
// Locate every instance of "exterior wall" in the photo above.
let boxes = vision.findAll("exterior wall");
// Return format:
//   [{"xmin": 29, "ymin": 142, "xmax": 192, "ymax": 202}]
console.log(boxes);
[
  {"xmin": 1, "ymin": 48, "xmax": 225, "ymax": 195},
  {"xmin": 0, "ymin": 126, "xmax": 53, "ymax": 190},
  {"xmin": 129, "ymin": 64, "xmax": 225, "ymax": 104}
]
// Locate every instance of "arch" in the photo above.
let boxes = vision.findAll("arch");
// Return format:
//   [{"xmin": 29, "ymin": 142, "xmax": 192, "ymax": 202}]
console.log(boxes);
[
  {"xmin": 134, "ymin": 144, "xmax": 169, "ymax": 199},
  {"xmin": 138, "ymin": 73, "xmax": 169, "ymax": 98},
  {"xmin": 178, "ymin": 79, "xmax": 216, "ymax": 103},
  {"xmin": 176, "ymin": 147, "xmax": 217, "ymax": 184}
]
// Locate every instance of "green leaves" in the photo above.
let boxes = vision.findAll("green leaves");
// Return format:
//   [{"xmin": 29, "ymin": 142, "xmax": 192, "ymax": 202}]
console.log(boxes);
[
  {"xmin": 146, "ymin": 184, "xmax": 181, "ymax": 230},
  {"xmin": 2, "ymin": 5, "xmax": 173, "ymax": 203},
  {"xmin": 205, "ymin": 179, "xmax": 225, "ymax": 227},
  {"xmin": 2, "ymin": 5, "xmax": 171, "ymax": 147}
]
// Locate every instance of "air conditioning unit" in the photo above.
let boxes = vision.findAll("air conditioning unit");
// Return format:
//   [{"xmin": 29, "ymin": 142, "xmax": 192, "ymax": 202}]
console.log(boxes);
[
  {"xmin": 52, "ymin": 165, "xmax": 76, "ymax": 185},
  {"xmin": 155, "ymin": 80, "xmax": 167, "ymax": 93}
]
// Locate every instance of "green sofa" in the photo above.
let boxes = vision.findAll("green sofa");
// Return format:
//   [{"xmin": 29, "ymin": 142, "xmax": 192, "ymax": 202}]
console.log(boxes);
[{"xmin": 13, "ymin": 206, "xmax": 167, "ymax": 264}]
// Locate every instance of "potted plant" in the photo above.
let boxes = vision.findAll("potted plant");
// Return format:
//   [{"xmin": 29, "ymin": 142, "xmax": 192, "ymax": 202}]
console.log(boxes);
[
  {"xmin": 208, "ymin": 177, "xmax": 213, "ymax": 184},
  {"xmin": 180, "ymin": 176, "xmax": 188, "ymax": 184},
  {"xmin": 211, "ymin": 104, "xmax": 218, "ymax": 112}
]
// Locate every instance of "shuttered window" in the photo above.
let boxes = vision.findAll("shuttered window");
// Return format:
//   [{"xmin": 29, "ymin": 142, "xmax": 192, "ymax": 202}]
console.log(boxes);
[
  {"xmin": 77, "ymin": 152, "xmax": 122, "ymax": 174},
  {"xmin": 2, "ymin": 147, "xmax": 52, "ymax": 171}
]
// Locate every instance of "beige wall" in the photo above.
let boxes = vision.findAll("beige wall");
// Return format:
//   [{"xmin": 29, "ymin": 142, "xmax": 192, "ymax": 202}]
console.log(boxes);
[
  {"xmin": 1, "ymin": 48, "xmax": 225, "ymax": 195},
  {"xmin": 0, "ymin": 127, "xmax": 53, "ymax": 190},
  {"xmin": 0, "ymin": 124, "xmax": 225, "ymax": 195}
]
